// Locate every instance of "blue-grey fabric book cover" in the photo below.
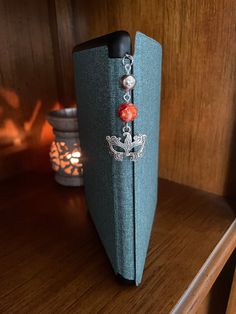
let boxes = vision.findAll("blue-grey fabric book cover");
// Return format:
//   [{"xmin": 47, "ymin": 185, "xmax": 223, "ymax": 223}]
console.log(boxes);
[{"xmin": 73, "ymin": 31, "xmax": 162, "ymax": 285}]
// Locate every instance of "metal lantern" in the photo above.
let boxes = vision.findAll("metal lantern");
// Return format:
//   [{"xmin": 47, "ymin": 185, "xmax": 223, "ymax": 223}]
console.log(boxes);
[{"xmin": 47, "ymin": 108, "xmax": 83, "ymax": 186}]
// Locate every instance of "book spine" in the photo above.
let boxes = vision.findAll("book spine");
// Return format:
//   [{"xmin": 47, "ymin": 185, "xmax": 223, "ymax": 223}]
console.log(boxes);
[{"xmin": 108, "ymin": 59, "xmax": 135, "ymax": 280}]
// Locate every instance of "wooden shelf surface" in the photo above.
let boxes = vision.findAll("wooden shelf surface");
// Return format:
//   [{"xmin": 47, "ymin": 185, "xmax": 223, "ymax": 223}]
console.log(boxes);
[{"xmin": 0, "ymin": 172, "xmax": 235, "ymax": 313}]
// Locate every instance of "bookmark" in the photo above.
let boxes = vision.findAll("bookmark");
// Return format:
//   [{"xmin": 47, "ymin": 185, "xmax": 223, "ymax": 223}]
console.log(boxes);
[{"xmin": 106, "ymin": 54, "xmax": 146, "ymax": 161}]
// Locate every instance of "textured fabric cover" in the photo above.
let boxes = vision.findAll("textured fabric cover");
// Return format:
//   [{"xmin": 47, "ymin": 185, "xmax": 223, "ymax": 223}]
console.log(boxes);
[
  {"xmin": 133, "ymin": 32, "xmax": 162, "ymax": 284},
  {"xmin": 73, "ymin": 32, "xmax": 162, "ymax": 285}
]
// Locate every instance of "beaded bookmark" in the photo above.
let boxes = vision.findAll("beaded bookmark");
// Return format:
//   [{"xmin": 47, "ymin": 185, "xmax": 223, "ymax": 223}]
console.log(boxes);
[{"xmin": 106, "ymin": 54, "xmax": 146, "ymax": 161}]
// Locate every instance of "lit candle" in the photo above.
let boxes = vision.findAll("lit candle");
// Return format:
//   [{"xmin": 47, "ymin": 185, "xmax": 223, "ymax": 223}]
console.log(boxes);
[
  {"xmin": 67, "ymin": 150, "xmax": 81, "ymax": 165},
  {"xmin": 47, "ymin": 108, "xmax": 83, "ymax": 186}
]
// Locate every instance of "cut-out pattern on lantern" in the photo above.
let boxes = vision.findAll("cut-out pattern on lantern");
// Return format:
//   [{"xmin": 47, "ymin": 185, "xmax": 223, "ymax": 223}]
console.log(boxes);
[
  {"xmin": 50, "ymin": 141, "xmax": 83, "ymax": 176},
  {"xmin": 47, "ymin": 108, "xmax": 83, "ymax": 186}
]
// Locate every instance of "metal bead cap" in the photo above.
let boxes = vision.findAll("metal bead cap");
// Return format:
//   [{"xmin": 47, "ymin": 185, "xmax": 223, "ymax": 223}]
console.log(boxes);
[{"xmin": 120, "ymin": 75, "xmax": 136, "ymax": 91}]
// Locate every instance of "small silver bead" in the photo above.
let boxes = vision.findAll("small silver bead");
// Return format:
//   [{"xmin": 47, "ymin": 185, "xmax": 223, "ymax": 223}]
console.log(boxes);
[{"xmin": 120, "ymin": 75, "xmax": 136, "ymax": 91}]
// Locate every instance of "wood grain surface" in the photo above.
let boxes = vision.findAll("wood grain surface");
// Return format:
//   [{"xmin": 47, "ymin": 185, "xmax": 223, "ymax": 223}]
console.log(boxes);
[
  {"xmin": 0, "ymin": 172, "xmax": 235, "ymax": 313},
  {"xmin": 172, "ymin": 221, "xmax": 236, "ymax": 313},
  {"xmin": 0, "ymin": 0, "xmax": 60, "ymax": 179},
  {"xmin": 0, "ymin": 0, "xmax": 236, "ymax": 196},
  {"xmin": 48, "ymin": 0, "xmax": 75, "ymax": 107},
  {"xmin": 71, "ymin": 0, "xmax": 236, "ymax": 196},
  {"xmin": 0, "ymin": 0, "xmax": 59, "ymax": 143}
]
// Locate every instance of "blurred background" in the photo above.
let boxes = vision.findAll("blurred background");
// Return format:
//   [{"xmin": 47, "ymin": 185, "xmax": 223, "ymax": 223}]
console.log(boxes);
[{"xmin": 0, "ymin": 0, "xmax": 235, "ymax": 197}]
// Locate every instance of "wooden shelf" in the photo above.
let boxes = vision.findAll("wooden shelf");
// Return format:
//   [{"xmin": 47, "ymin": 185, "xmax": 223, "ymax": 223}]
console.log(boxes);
[{"xmin": 0, "ymin": 172, "xmax": 235, "ymax": 313}]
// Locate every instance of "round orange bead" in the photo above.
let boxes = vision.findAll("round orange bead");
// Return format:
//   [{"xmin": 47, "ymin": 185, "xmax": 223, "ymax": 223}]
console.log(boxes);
[{"xmin": 118, "ymin": 103, "xmax": 138, "ymax": 122}]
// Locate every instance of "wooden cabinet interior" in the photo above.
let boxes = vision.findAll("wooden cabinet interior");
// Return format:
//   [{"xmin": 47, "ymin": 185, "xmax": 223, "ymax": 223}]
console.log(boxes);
[
  {"xmin": 1, "ymin": 0, "xmax": 236, "ymax": 196},
  {"xmin": 0, "ymin": 2, "xmax": 235, "ymax": 312}
]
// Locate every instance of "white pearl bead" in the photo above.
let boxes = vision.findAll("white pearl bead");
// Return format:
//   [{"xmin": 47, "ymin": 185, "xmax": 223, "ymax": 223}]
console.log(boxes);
[{"xmin": 120, "ymin": 75, "xmax": 136, "ymax": 91}]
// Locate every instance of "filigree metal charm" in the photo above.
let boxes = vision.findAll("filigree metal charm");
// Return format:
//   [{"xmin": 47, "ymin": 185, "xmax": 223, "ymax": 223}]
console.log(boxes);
[
  {"xmin": 106, "ymin": 53, "xmax": 146, "ymax": 161},
  {"xmin": 106, "ymin": 128, "xmax": 146, "ymax": 161}
]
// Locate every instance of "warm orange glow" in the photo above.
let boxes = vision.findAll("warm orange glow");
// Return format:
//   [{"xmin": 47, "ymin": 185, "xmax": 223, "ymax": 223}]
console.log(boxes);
[
  {"xmin": 72, "ymin": 168, "xmax": 79, "ymax": 175},
  {"xmin": 0, "ymin": 86, "xmax": 65, "ymax": 151},
  {"xmin": 0, "ymin": 86, "xmax": 66, "ymax": 153},
  {"xmin": 66, "ymin": 151, "xmax": 81, "ymax": 164},
  {"xmin": 39, "ymin": 120, "xmax": 54, "ymax": 145},
  {"xmin": 64, "ymin": 165, "xmax": 73, "ymax": 174},
  {"xmin": 0, "ymin": 119, "xmax": 25, "ymax": 146},
  {"xmin": 70, "ymin": 157, "xmax": 79, "ymax": 165},
  {"xmin": 0, "ymin": 87, "xmax": 20, "ymax": 109},
  {"xmin": 71, "ymin": 151, "xmax": 81, "ymax": 158},
  {"xmin": 67, "ymin": 149, "xmax": 82, "ymax": 167},
  {"xmin": 0, "ymin": 87, "xmax": 41, "ymax": 146},
  {"xmin": 53, "ymin": 102, "xmax": 64, "ymax": 111},
  {"xmin": 13, "ymin": 137, "xmax": 22, "ymax": 146},
  {"xmin": 24, "ymin": 100, "xmax": 42, "ymax": 132},
  {"xmin": 50, "ymin": 141, "xmax": 83, "ymax": 176}
]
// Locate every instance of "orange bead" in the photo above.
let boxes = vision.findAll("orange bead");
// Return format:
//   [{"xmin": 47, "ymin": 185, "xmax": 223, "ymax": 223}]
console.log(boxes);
[{"xmin": 118, "ymin": 103, "xmax": 138, "ymax": 122}]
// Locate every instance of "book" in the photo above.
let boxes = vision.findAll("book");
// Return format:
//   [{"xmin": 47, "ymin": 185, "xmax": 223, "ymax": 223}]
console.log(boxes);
[{"xmin": 73, "ymin": 31, "xmax": 162, "ymax": 285}]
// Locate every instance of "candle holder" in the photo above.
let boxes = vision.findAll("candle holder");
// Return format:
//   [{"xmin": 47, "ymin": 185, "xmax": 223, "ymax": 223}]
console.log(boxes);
[{"xmin": 47, "ymin": 108, "xmax": 83, "ymax": 186}]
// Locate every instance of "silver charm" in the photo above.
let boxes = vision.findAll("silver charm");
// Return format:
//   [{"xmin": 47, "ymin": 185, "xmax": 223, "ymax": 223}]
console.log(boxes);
[
  {"xmin": 106, "ymin": 53, "xmax": 146, "ymax": 161},
  {"xmin": 106, "ymin": 125, "xmax": 146, "ymax": 161}
]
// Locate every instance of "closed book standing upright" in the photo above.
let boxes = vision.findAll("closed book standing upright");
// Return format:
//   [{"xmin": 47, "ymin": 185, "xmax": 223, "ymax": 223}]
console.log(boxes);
[{"xmin": 73, "ymin": 31, "xmax": 162, "ymax": 285}]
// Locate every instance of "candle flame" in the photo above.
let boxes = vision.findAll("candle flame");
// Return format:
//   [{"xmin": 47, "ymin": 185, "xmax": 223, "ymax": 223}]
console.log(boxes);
[
  {"xmin": 67, "ymin": 150, "xmax": 81, "ymax": 165},
  {"xmin": 72, "ymin": 151, "xmax": 81, "ymax": 158},
  {"xmin": 70, "ymin": 157, "xmax": 79, "ymax": 165}
]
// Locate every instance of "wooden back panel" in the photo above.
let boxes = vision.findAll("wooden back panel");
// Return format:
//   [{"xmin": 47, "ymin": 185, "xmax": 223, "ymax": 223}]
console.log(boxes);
[
  {"xmin": 0, "ymin": 0, "xmax": 74, "ymax": 179},
  {"xmin": 0, "ymin": 0, "xmax": 235, "ymax": 196},
  {"xmin": 71, "ymin": 0, "xmax": 236, "ymax": 196}
]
